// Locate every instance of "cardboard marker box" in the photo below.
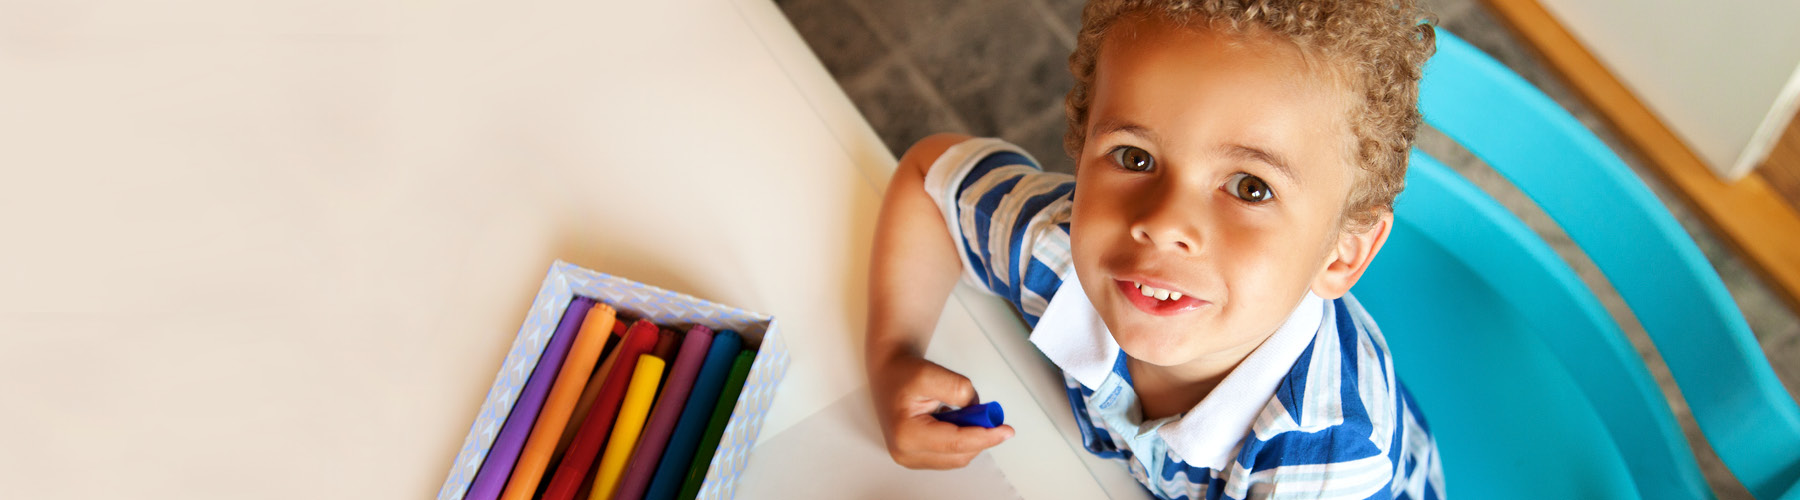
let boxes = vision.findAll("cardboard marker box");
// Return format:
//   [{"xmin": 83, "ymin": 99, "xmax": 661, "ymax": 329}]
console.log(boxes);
[{"xmin": 437, "ymin": 260, "xmax": 790, "ymax": 500}]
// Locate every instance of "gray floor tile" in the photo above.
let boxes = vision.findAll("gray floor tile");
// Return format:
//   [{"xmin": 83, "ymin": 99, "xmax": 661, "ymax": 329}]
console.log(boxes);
[
  {"xmin": 776, "ymin": 0, "xmax": 890, "ymax": 79},
  {"xmin": 850, "ymin": 0, "xmax": 972, "ymax": 49},
  {"xmin": 840, "ymin": 55, "xmax": 969, "ymax": 155},
  {"xmin": 1005, "ymin": 106, "xmax": 1076, "ymax": 174},
  {"xmin": 1769, "ymin": 328, "xmax": 1800, "ymax": 405},
  {"xmin": 1043, "ymin": 0, "xmax": 1086, "ymax": 39},
  {"xmin": 908, "ymin": 0, "xmax": 1071, "ymax": 139},
  {"xmin": 1418, "ymin": 0, "xmax": 1476, "ymax": 27}
]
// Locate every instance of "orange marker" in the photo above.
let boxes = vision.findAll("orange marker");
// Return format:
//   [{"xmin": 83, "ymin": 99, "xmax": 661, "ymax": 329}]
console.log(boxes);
[
  {"xmin": 555, "ymin": 313, "xmax": 628, "ymax": 463},
  {"xmin": 498, "ymin": 304, "xmax": 618, "ymax": 500}
]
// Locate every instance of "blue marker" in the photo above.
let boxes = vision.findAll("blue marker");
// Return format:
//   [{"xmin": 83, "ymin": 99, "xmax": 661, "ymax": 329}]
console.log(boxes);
[{"xmin": 932, "ymin": 401, "xmax": 1004, "ymax": 428}]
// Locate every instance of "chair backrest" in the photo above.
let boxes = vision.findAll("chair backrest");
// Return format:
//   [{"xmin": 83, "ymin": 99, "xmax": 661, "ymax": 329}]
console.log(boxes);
[{"xmin": 1354, "ymin": 28, "xmax": 1800, "ymax": 499}]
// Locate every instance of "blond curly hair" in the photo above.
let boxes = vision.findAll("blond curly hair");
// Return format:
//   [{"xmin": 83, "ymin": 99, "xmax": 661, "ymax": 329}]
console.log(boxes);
[{"xmin": 1064, "ymin": 0, "xmax": 1435, "ymax": 229}]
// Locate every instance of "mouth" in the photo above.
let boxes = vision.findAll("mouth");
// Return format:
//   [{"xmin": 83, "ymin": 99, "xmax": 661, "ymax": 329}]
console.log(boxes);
[{"xmin": 1112, "ymin": 278, "xmax": 1207, "ymax": 316}]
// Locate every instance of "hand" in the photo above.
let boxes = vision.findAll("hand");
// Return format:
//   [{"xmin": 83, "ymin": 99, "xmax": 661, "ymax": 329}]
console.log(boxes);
[{"xmin": 869, "ymin": 354, "xmax": 1016, "ymax": 469}]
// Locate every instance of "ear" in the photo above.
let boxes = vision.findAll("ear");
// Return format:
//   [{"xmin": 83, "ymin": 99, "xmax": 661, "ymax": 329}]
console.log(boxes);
[{"xmin": 1310, "ymin": 211, "xmax": 1393, "ymax": 300}]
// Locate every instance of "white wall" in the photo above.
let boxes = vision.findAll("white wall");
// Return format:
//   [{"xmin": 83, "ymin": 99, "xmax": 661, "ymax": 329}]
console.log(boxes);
[{"xmin": 1539, "ymin": 0, "xmax": 1800, "ymax": 180}]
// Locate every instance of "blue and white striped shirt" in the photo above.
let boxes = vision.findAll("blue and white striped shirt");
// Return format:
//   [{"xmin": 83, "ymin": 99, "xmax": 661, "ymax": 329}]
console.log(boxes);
[{"xmin": 922, "ymin": 137, "xmax": 1446, "ymax": 500}]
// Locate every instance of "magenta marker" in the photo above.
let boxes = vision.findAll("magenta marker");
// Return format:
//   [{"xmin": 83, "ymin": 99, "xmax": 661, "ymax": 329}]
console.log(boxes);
[{"xmin": 933, "ymin": 401, "xmax": 1004, "ymax": 428}]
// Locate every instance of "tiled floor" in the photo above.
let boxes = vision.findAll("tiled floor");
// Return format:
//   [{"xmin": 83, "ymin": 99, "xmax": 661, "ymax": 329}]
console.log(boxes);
[{"xmin": 775, "ymin": 0, "xmax": 1798, "ymax": 497}]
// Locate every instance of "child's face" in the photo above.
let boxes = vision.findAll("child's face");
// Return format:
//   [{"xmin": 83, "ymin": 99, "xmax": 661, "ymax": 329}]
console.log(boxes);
[{"xmin": 1069, "ymin": 16, "xmax": 1361, "ymax": 373}]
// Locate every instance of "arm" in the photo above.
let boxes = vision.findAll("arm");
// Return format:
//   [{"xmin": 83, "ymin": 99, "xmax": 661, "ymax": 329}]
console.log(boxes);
[{"xmin": 865, "ymin": 132, "xmax": 1015, "ymax": 469}]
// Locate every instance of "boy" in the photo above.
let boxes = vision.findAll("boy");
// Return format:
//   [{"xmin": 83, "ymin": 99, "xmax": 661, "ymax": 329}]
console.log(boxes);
[{"xmin": 864, "ymin": 1, "xmax": 1445, "ymax": 499}]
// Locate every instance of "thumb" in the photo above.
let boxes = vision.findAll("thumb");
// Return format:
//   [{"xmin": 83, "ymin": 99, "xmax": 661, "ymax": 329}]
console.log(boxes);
[{"xmin": 917, "ymin": 365, "xmax": 980, "ymax": 408}]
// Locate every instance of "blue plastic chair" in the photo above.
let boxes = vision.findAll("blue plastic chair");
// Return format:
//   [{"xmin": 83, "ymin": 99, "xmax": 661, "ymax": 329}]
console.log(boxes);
[{"xmin": 1352, "ymin": 29, "xmax": 1800, "ymax": 499}]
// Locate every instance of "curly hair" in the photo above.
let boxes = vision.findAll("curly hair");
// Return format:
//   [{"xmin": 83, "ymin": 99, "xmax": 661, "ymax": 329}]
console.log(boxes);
[{"xmin": 1064, "ymin": 0, "xmax": 1435, "ymax": 229}]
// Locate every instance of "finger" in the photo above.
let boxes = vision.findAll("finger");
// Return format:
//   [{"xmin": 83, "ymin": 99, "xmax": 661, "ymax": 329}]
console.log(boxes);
[
  {"xmin": 905, "ymin": 417, "xmax": 1013, "ymax": 455},
  {"xmin": 912, "ymin": 366, "xmax": 979, "ymax": 408},
  {"xmin": 895, "ymin": 451, "xmax": 977, "ymax": 470},
  {"xmin": 892, "ymin": 415, "xmax": 960, "ymax": 453},
  {"xmin": 946, "ymin": 423, "xmax": 1014, "ymax": 454},
  {"xmin": 903, "ymin": 452, "xmax": 982, "ymax": 470},
  {"xmin": 893, "ymin": 424, "xmax": 1014, "ymax": 470}
]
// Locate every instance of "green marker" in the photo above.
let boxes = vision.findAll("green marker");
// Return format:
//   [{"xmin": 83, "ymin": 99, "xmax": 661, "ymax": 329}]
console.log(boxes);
[{"xmin": 675, "ymin": 350, "xmax": 757, "ymax": 500}]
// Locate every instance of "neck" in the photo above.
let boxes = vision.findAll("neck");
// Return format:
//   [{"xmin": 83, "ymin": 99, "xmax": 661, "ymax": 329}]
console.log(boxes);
[{"xmin": 1127, "ymin": 346, "xmax": 1258, "ymax": 421}]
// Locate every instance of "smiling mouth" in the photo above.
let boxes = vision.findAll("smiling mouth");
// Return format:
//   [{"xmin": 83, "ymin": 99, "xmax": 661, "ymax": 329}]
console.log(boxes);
[{"xmin": 1113, "ymin": 279, "xmax": 1207, "ymax": 316}]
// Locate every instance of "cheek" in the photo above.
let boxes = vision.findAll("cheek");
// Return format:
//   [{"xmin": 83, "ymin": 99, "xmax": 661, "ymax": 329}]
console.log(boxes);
[
  {"xmin": 1068, "ymin": 182, "xmax": 1122, "ymax": 250},
  {"xmin": 1216, "ymin": 214, "xmax": 1283, "ymax": 256},
  {"xmin": 1214, "ymin": 210, "xmax": 1322, "ymax": 295}
]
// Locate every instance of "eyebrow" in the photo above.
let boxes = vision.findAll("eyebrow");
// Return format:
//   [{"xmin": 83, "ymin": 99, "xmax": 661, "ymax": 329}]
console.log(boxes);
[
  {"xmin": 1227, "ymin": 144, "xmax": 1300, "ymax": 187},
  {"xmin": 1091, "ymin": 118, "xmax": 1163, "ymax": 146}
]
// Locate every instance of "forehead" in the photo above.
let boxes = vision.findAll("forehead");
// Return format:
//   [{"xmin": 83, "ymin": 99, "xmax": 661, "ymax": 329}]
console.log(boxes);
[{"xmin": 1089, "ymin": 15, "xmax": 1354, "ymax": 179}]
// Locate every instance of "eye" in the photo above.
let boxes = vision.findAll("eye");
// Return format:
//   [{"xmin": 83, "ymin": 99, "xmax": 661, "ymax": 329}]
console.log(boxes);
[
  {"xmin": 1108, "ymin": 145, "xmax": 1155, "ymax": 172},
  {"xmin": 1225, "ymin": 173, "xmax": 1276, "ymax": 203}
]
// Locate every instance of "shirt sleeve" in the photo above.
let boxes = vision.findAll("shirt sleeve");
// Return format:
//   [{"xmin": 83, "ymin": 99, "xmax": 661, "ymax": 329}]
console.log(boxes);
[{"xmin": 920, "ymin": 137, "xmax": 1075, "ymax": 324}]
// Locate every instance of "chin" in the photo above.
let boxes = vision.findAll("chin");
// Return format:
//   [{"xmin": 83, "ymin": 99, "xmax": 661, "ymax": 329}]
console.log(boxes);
[{"xmin": 1107, "ymin": 322, "xmax": 1195, "ymax": 367}]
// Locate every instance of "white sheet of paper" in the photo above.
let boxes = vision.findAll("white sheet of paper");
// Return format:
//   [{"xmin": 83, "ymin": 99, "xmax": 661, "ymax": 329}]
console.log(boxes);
[{"xmin": 0, "ymin": 0, "xmax": 1142, "ymax": 497}]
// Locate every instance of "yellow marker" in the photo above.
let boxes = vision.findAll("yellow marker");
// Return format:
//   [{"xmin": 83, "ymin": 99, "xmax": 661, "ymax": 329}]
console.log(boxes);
[
  {"xmin": 499, "ymin": 304, "xmax": 617, "ymax": 500},
  {"xmin": 589, "ymin": 354, "xmax": 666, "ymax": 500}
]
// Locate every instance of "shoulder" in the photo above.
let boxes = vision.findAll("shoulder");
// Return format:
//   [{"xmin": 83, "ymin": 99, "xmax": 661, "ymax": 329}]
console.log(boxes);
[
  {"xmin": 918, "ymin": 136, "xmax": 1077, "ymax": 319},
  {"xmin": 1260, "ymin": 296, "xmax": 1401, "ymax": 432},
  {"xmin": 919, "ymin": 136, "xmax": 1065, "ymax": 207},
  {"xmin": 898, "ymin": 132, "xmax": 974, "ymax": 178},
  {"xmin": 1229, "ymin": 296, "xmax": 1411, "ymax": 498}
]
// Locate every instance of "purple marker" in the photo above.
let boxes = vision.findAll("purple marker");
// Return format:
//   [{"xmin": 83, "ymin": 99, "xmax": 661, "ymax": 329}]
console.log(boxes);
[{"xmin": 933, "ymin": 401, "xmax": 1004, "ymax": 428}]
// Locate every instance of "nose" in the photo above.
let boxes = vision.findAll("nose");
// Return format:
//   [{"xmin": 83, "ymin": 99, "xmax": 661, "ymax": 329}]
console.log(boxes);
[{"xmin": 1128, "ymin": 180, "xmax": 1202, "ymax": 254}]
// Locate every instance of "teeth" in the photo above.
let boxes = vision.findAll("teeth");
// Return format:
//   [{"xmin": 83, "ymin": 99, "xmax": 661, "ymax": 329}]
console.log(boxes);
[{"xmin": 1132, "ymin": 281, "xmax": 1182, "ymax": 301}]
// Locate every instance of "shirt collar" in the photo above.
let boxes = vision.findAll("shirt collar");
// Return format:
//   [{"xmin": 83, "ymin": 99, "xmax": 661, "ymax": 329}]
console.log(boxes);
[{"xmin": 1028, "ymin": 267, "xmax": 1329, "ymax": 468}]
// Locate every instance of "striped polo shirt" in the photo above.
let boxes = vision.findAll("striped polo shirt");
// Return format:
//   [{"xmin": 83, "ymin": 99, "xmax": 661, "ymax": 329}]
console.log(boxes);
[{"xmin": 921, "ymin": 137, "xmax": 1446, "ymax": 500}]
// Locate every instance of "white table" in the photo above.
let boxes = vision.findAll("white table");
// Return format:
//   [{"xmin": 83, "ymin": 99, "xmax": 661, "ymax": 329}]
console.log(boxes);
[{"xmin": 0, "ymin": 0, "xmax": 1139, "ymax": 498}]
